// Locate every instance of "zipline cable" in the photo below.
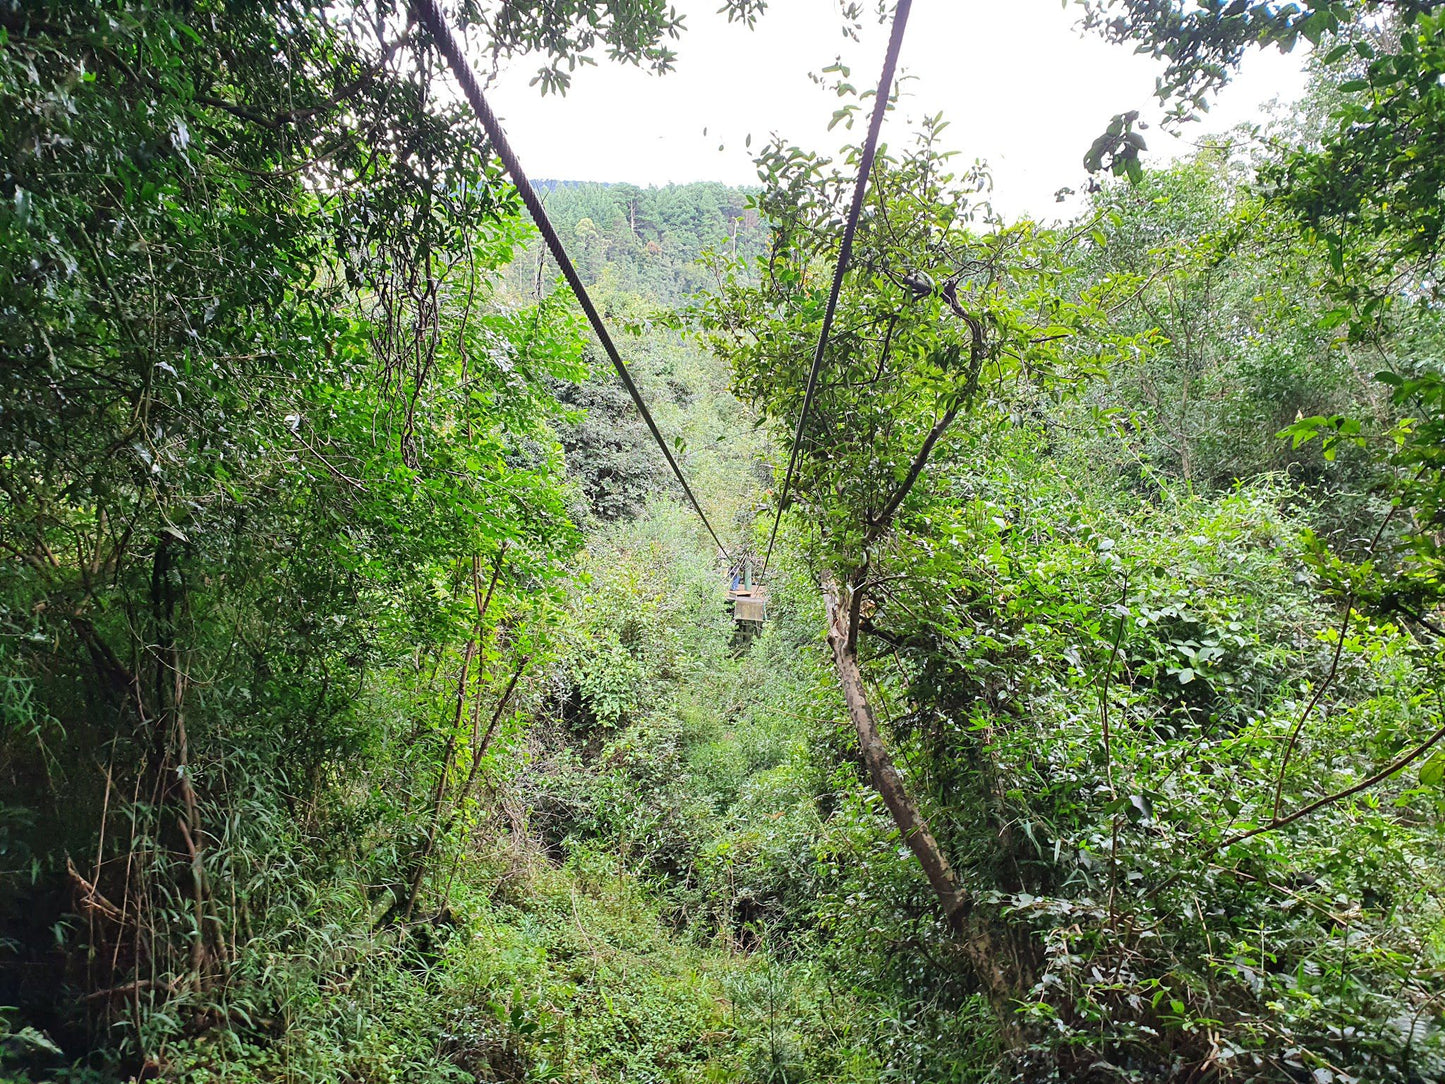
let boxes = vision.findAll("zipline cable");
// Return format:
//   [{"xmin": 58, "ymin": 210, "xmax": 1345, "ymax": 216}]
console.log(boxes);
[
  {"xmin": 760, "ymin": 0, "xmax": 913, "ymax": 577},
  {"xmin": 410, "ymin": 0, "xmax": 733, "ymax": 562}
]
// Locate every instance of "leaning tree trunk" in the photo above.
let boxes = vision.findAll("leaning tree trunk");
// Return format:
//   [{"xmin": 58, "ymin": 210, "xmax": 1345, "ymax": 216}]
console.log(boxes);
[
  {"xmin": 822, "ymin": 575, "xmax": 1027, "ymax": 1023},
  {"xmin": 823, "ymin": 577, "xmax": 966, "ymax": 920}
]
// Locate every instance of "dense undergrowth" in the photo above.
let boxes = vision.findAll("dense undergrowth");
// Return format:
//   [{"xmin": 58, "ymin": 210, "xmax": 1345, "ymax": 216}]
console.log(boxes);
[{"xmin": 5, "ymin": 1, "xmax": 1445, "ymax": 1081}]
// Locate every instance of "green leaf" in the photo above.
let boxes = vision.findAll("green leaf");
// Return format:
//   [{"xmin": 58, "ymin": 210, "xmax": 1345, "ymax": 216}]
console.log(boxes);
[
  {"xmin": 1326, "ymin": 234, "xmax": 1345, "ymax": 275},
  {"xmin": 1421, "ymin": 753, "xmax": 1445, "ymax": 787}
]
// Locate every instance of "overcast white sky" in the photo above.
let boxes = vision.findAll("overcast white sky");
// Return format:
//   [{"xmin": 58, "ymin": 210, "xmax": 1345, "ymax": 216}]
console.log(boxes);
[{"xmin": 476, "ymin": 0, "xmax": 1309, "ymax": 221}]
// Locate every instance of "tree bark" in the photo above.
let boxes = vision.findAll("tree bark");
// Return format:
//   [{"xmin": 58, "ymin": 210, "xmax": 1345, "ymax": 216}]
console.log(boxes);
[
  {"xmin": 824, "ymin": 575, "xmax": 965, "ymax": 922},
  {"xmin": 822, "ymin": 575, "xmax": 1025, "ymax": 1018}
]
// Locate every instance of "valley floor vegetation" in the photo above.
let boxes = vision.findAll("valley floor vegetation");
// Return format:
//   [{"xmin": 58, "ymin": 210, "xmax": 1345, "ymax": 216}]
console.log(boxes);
[{"xmin": 3, "ymin": 1, "xmax": 1445, "ymax": 1081}]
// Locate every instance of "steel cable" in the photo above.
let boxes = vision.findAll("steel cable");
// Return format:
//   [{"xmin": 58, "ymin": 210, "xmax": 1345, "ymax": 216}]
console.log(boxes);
[
  {"xmin": 760, "ymin": 0, "xmax": 913, "ymax": 576},
  {"xmin": 411, "ymin": 0, "xmax": 733, "ymax": 561}
]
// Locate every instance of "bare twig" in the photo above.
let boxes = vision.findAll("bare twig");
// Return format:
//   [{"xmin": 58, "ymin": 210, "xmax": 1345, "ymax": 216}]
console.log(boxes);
[
  {"xmin": 1273, "ymin": 596, "xmax": 1355, "ymax": 820},
  {"xmin": 1227, "ymin": 699, "xmax": 1445, "ymax": 849}
]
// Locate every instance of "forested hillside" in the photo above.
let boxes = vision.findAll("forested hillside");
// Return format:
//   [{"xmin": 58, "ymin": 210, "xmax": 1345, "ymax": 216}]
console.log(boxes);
[
  {"xmin": 3, "ymin": 2, "xmax": 1445, "ymax": 1082},
  {"xmin": 518, "ymin": 182, "xmax": 768, "ymax": 305}
]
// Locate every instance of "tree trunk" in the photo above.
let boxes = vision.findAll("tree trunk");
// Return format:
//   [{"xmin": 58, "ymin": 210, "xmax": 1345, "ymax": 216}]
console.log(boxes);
[
  {"xmin": 822, "ymin": 575, "xmax": 1027, "ymax": 1021},
  {"xmin": 823, "ymin": 576, "xmax": 965, "ymax": 921}
]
